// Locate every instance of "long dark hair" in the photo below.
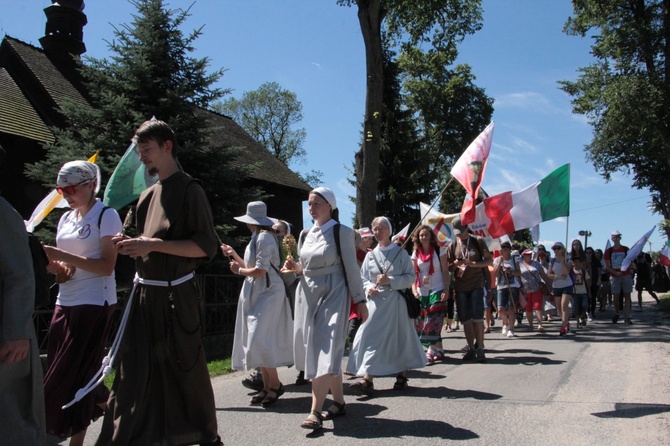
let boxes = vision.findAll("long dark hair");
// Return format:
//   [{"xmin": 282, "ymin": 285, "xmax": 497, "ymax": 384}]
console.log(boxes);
[{"xmin": 412, "ymin": 224, "xmax": 438, "ymax": 253}]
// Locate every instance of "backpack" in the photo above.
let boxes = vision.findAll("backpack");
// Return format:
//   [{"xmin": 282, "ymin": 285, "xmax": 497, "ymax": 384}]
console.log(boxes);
[{"xmin": 28, "ymin": 232, "xmax": 51, "ymax": 308}]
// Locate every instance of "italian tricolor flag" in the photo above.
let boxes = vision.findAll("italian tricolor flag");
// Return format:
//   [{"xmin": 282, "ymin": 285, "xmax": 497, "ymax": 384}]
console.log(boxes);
[
  {"xmin": 661, "ymin": 241, "xmax": 670, "ymax": 267},
  {"xmin": 476, "ymin": 164, "xmax": 570, "ymax": 238}
]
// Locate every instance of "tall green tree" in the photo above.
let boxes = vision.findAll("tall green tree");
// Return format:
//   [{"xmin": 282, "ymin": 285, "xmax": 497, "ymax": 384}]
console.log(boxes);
[
  {"xmin": 375, "ymin": 46, "xmax": 431, "ymax": 229},
  {"xmin": 213, "ymin": 82, "xmax": 321, "ymax": 186},
  {"xmin": 560, "ymin": 0, "xmax": 670, "ymax": 239},
  {"xmin": 401, "ymin": 51, "xmax": 493, "ymax": 214},
  {"xmin": 338, "ymin": 0, "xmax": 485, "ymax": 227},
  {"xmin": 26, "ymin": 0, "xmax": 254, "ymax": 236},
  {"xmin": 216, "ymin": 82, "xmax": 307, "ymax": 167}
]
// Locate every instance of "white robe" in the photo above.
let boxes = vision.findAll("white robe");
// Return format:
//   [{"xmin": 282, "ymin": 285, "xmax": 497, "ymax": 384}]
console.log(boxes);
[
  {"xmin": 231, "ymin": 231, "xmax": 294, "ymax": 370},
  {"xmin": 347, "ymin": 243, "xmax": 426, "ymax": 376},
  {"xmin": 293, "ymin": 222, "xmax": 365, "ymax": 379}
]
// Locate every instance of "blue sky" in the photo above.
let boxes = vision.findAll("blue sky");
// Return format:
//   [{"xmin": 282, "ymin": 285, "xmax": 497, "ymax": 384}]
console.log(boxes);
[{"xmin": 1, "ymin": 0, "xmax": 664, "ymax": 253}]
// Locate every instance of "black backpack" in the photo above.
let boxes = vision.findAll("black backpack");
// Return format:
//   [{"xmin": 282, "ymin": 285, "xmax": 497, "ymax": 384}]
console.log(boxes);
[{"xmin": 28, "ymin": 232, "xmax": 51, "ymax": 308}]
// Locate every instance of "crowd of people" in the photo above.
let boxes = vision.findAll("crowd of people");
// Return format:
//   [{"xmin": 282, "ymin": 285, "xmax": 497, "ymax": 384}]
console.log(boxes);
[{"xmin": 2, "ymin": 121, "xmax": 669, "ymax": 444}]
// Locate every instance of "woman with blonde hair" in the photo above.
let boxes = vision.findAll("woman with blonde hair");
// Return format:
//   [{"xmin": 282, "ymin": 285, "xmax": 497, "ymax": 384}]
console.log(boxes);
[{"xmin": 43, "ymin": 161, "xmax": 122, "ymax": 446}]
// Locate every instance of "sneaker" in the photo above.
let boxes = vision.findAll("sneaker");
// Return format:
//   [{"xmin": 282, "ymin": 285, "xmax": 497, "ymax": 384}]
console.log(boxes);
[
  {"xmin": 612, "ymin": 313, "xmax": 620, "ymax": 324},
  {"xmin": 502, "ymin": 325, "xmax": 508, "ymax": 335},
  {"xmin": 625, "ymin": 318, "xmax": 633, "ymax": 325},
  {"xmin": 242, "ymin": 371, "xmax": 264, "ymax": 392},
  {"xmin": 587, "ymin": 314, "xmax": 593, "ymax": 322},
  {"xmin": 463, "ymin": 349, "xmax": 476, "ymax": 361},
  {"xmin": 506, "ymin": 330, "xmax": 515, "ymax": 338},
  {"xmin": 476, "ymin": 348, "xmax": 486, "ymax": 362}
]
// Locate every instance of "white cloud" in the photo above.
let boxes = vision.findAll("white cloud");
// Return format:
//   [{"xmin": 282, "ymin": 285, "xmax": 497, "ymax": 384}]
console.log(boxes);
[{"xmin": 494, "ymin": 91, "xmax": 559, "ymax": 113}]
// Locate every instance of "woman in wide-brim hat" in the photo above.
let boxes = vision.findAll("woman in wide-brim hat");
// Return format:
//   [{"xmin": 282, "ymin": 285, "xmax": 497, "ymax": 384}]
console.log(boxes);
[{"xmin": 221, "ymin": 201, "xmax": 294, "ymax": 406}]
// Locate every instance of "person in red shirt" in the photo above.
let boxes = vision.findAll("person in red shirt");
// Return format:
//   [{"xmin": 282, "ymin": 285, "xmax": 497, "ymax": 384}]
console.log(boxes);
[{"xmin": 604, "ymin": 230, "xmax": 633, "ymax": 324}]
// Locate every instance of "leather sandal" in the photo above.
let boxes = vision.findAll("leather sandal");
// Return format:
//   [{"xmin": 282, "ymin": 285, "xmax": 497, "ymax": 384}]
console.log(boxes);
[
  {"xmin": 393, "ymin": 374, "xmax": 408, "ymax": 390},
  {"xmin": 250, "ymin": 390, "xmax": 268, "ymax": 404},
  {"xmin": 301, "ymin": 410, "xmax": 323, "ymax": 430},
  {"xmin": 349, "ymin": 378, "xmax": 374, "ymax": 396},
  {"xmin": 322, "ymin": 400, "xmax": 346, "ymax": 420},
  {"xmin": 261, "ymin": 384, "xmax": 285, "ymax": 406}
]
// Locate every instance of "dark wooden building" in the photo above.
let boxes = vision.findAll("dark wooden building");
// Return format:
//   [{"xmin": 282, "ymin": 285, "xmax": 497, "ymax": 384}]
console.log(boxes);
[
  {"xmin": 0, "ymin": 0, "xmax": 311, "ymax": 228},
  {"xmin": 0, "ymin": 1, "xmax": 311, "ymax": 357}
]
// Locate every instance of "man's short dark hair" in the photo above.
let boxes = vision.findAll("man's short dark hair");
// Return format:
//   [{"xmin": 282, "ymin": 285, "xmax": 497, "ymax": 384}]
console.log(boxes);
[{"xmin": 134, "ymin": 120, "xmax": 179, "ymax": 157}]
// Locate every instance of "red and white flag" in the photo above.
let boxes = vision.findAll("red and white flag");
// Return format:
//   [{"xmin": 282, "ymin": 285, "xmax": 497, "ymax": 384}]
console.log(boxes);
[
  {"xmin": 660, "ymin": 241, "xmax": 670, "ymax": 267},
  {"xmin": 471, "ymin": 164, "xmax": 570, "ymax": 238},
  {"xmin": 392, "ymin": 223, "xmax": 411, "ymax": 244},
  {"xmin": 450, "ymin": 121, "xmax": 494, "ymax": 225}
]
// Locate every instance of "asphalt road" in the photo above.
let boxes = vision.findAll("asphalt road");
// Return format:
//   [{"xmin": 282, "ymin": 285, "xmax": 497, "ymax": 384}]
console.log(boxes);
[{"xmin": 53, "ymin": 292, "xmax": 670, "ymax": 446}]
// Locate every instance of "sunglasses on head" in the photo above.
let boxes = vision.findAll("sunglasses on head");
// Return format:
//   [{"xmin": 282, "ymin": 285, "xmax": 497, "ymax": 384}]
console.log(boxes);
[{"xmin": 56, "ymin": 180, "xmax": 90, "ymax": 196}]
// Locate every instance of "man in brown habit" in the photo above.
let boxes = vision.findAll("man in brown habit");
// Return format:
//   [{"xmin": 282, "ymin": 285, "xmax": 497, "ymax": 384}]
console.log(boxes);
[{"xmin": 98, "ymin": 120, "xmax": 222, "ymax": 446}]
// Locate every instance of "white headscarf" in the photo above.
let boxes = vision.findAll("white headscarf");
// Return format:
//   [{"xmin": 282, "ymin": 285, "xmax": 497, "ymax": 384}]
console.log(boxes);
[
  {"xmin": 57, "ymin": 160, "xmax": 101, "ymax": 194},
  {"xmin": 372, "ymin": 216, "xmax": 393, "ymax": 235},
  {"xmin": 312, "ymin": 186, "xmax": 337, "ymax": 210}
]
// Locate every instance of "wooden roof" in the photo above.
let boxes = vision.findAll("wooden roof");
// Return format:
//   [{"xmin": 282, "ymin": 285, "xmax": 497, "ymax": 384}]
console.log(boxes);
[
  {"xmin": 0, "ymin": 67, "xmax": 54, "ymax": 143},
  {"xmin": 1, "ymin": 36, "xmax": 89, "ymax": 112},
  {"xmin": 0, "ymin": 34, "xmax": 310, "ymax": 193},
  {"xmin": 199, "ymin": 108, "xmax": 311, "ymax": 192}
]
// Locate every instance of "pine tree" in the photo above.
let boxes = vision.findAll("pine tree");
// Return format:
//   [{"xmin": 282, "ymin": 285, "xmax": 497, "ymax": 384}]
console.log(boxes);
[{"xmin": 26, "ymin": 0, "xmax": 255, "ymax": 236}]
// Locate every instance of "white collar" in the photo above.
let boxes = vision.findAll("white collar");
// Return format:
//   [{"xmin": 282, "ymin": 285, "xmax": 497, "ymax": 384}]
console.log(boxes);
[
  {"xmin": 377, "ymin": 242, "xmax": 395, "ymax": 252},
  {"xmin": 313, "ymin": 219, "xmax": 336, "ymax": 233}
]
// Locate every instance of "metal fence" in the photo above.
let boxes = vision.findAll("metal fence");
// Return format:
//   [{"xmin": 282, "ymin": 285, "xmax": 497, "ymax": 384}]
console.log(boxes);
[{"xmin": 33, "ymin": 274, "xmax": 243, "ymax": 354}]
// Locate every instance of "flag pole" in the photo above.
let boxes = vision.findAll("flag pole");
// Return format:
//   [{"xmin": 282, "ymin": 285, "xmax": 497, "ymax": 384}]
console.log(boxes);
[{"xmin": 565, "ymin": 163, "xmax": 571, "ymax": 247}]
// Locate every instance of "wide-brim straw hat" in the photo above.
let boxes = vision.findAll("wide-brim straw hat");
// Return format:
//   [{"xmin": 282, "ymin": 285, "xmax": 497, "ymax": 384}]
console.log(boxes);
[{"xmin": 234, "ymin": 201, "xmax": 274, "ymax": 226}]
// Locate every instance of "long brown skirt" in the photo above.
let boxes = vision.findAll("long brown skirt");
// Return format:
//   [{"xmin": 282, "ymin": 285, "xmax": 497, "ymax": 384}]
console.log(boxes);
[{"xmin": 44, "ymin": 303, "xmax": 115, "ymax": 438}]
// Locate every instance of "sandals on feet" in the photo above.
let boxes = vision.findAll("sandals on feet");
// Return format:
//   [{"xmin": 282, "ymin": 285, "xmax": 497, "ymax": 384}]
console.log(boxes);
[
  {"xmin": 349, "ymin": 378, "xmax": 374, "ymax": 396},
  {"xmin": 322, "ymin": 400, "xmax": 346, "ymax": 421},
  {"xmin": 301, "ymin": 410, "xmax": 323, "ymax": 430},
  {"xmin": 250, "ymin": 390, "xmax": 268, "ymax": 404},
  {"xmin": 261, "ymin": 384, "xmax": 285, "ymax": 406},
  {"xmin": 393, "ymin": 374, "xmax": 408, "ymax": 390}
]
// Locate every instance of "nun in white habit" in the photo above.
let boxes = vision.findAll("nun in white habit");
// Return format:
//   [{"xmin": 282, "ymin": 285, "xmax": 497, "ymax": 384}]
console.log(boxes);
[
  {"xmin": 284, "ymin": 187, "xmax": 368, "ymax": 430},
  {"xmin": 221, "ymin": 201, "xmax": 293, "ymax": 406},
  {"xmin": 347, "ymin": 216, "xmax": 426, "ymax": 395}
]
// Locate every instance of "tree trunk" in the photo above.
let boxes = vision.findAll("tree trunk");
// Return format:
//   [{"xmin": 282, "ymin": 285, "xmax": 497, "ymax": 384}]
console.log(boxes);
[{"xmin": 354, "ymin": 0, "xmax": 385, "ymax": 228}]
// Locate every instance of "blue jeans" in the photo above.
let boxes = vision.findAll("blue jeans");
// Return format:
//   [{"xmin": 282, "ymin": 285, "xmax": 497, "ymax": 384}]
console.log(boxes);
[{"xmin": 456, "ymin": 288, "xmax": 485, "ymax": 323}]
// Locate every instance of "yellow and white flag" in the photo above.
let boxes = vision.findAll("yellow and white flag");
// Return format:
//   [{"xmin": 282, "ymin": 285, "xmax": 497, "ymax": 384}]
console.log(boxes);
[{"xmin": 24, "ymin": 152, "xmax": 98, "ymax": 232}]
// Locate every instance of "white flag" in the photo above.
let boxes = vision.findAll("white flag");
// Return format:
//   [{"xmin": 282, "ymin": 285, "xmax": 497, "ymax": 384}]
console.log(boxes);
[{"xmin": 620, "ymin": 226, "xmax": 655, "ymax": 272}]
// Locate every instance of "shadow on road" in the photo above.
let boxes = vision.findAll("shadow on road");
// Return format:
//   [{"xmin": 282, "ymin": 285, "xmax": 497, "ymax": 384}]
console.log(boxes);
[{"xmin": 592, "ymin": 402, "xmax": 670, "ymax": 419}]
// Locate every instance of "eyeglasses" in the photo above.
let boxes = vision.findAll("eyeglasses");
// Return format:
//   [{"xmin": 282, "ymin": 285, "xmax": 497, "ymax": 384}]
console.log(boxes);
[{"xmin": 56, "ymin": 180, "xmax": 90, "ymax": 196}]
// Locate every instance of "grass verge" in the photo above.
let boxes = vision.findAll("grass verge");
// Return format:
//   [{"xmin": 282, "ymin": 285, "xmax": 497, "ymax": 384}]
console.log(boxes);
[{"xmin": 104, "ymin": 357, "xmax": 233, "ymax": 388}]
